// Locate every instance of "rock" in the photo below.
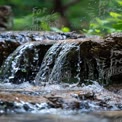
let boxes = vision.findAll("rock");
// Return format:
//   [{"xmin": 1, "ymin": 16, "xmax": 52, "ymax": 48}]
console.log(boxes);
[
  {"xmin": 0, "ymin": 83, "xmax": 121, "ymax": 113},
  {"xmin": 35, "ymin": 40, "xmax": 82, "ymax": 85},
  {"xmin": 0, "ymin": 31, "xmax": 121, "ymax": 85},
  {"xmin": 0, "ymin": 31, "xmax": 84, "ymax": 67},
  {"xmin": 0, "ymin": 31, "xmax": 32, "ymax": 66},
  {"xmin": 0, "ymin": 32, "xmax": 121, "ymax": 119},
  {"xmin": 90, "ymin": 33, "xmax": 122, "ymax": 84},
  {"xmin": 0, "ymin": 38, "xmax": 20, "ymax": 66},
  {"xmin": 36, "ymin": 33, "xmax": 122, "ymax": 85},
  {"xmin": 0, "ymin": 41, "xmax": 52, "ymax": 84}
]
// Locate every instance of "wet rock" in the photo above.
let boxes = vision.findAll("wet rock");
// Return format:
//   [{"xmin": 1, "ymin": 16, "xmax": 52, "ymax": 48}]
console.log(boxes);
[
  {"xmin": 0, "ymin": 100, "xmax": 49, "ymax": 113},
  {"xmin": 0, "ymin": 41, "xmax": 52, "ymax": 84},
  {"xmin": 0, "ymin": 38, "xmax": 20, "ymax": 66},
  {"xmin": 0, "ymin": 83, "xmax": 121, "ymax": 113},
  {"xmin": 45, "ymin": 96, "xmax": 64, "ymax": 108},
  {"xmin": 0, "ymin": 31, "xmax": 44, "ymax": 66},
  {"xmin": 0, "ymin": 31, "xmax": 121, "ymax": 117},
  {"xmin": 0, "ymin": 31, "xmax": 84, "ymax": 67},
  {"xmin": 36, "ymin": 33, "xmax": 122, "ymax": 85},
  {"xmin": 91, "ymin": 33, "xmax": 122, "ymax": 84},
  {"xmin": 0, "ymin": 31, "xmax": 121, "ymax": 85},
  {"xmin": 35, "ymin": 41, "xmax": 82, "ymax": 85},
  {"xmin": 0, "ymin": 32, "xmax": 32, "ymax": 66}
]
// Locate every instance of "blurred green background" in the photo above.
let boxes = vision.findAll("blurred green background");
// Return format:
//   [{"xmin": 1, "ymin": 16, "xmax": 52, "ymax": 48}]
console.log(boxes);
[{"xmin": 0, "ymin": 0, "xmax": 122, "ymax": 35}]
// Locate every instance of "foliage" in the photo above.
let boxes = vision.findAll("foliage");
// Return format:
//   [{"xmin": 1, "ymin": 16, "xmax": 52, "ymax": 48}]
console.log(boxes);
[
  {"xmin": 84, "ymin": 0, "xmax": 122, "ymax": 35},
  {"xmin": 13, "ymin": 11, "xmax": 59, "ymax": 31},
  {"xmin": 0, "ymin": 0, "xmax": 122, "ymax": 34}
]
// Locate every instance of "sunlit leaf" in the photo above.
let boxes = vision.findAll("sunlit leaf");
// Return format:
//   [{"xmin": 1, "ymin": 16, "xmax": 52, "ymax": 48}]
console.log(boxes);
[
  {"xmin": 110, "ymin": 12, "xmax": 121, "ymax": 18},
  {"xmin": 41, "ymin": 22, "xmax": 50, "ymax": 31},
  {"xmin": 116, "ymin": 0, "xmax": 122, "ymax": 6},
  {"xmin": 61, "ymin": 27, "xmax": 70, "ymax": 32},
  {"xmin": 95, "ymin": 29, "xmax": 101, "ymax": 33}
]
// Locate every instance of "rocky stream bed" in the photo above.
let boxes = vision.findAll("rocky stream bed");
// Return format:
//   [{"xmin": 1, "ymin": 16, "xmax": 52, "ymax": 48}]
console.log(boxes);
[{"xmin": 0, "ymin": 31, "xmax": 121, "ymax": 122}]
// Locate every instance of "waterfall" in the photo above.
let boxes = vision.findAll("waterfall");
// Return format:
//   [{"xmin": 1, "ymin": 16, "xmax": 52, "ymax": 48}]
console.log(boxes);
[
  {"xmin": 0, "ymin": 41, "xmax": 51, "ymax": 84},
  {"xmin": 0, "ymin": 32, "xmax": 121, "ymax": 86},
  {"xmin": 35, "ymin": 41, "xmax": 82, "ymax": 86}
]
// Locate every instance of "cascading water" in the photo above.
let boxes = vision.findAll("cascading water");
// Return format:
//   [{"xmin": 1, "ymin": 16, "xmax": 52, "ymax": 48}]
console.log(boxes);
[
  {"xmin": 35, "ymin": 41, "xmax": 82, "ymax": 86},
  {"xmin": 0, "ymin": 41, "xmax": 51, "ymax": 84},
  {"xmin": 0, "ymin": 32, "xmax": 121, "ymax": 115},
  {"xmin": 35, "ymin": 42, "xmax": 63, "ymax": 85}
]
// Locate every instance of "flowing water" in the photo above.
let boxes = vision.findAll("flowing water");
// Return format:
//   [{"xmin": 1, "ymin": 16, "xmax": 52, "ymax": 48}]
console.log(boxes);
[
  {"xmin": 35, "ymin": 41, "xmax": 81, "ymax": 85},
  {"xmin": 0, "ymin": 32, "xmax": 121, "ymax": 121}
]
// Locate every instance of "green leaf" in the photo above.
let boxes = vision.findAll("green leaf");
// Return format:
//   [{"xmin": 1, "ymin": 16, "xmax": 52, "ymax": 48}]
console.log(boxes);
[
  {"xmin": 61, "ymin": 27, "xmax": 70, "ymax": 32},
  {"xmin": 41, "ymin": 22, "xmax": 50, "ymax": 31},
  {"xmin": 117, "ymin": 0, "xmax": 122, "ymax": 6},
  {"xmin": 110, "ymin": 12, "xmax": 121, "ymax": 18},
  {"xmin": 95, "ymin": 29, "xmax": 101, "ymax": 33}
]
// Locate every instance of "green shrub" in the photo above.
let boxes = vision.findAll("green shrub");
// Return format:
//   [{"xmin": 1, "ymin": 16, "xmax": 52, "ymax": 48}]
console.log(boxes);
[{"xmin": 84, "ymin": 0, "xmax": 122, "ymax": 35}]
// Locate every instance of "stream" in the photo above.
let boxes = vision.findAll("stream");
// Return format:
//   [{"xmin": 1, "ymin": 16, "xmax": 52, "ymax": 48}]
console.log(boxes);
[{"xmin": 0, "ymin": 31, "xmax": 122, "ymax": 122}]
